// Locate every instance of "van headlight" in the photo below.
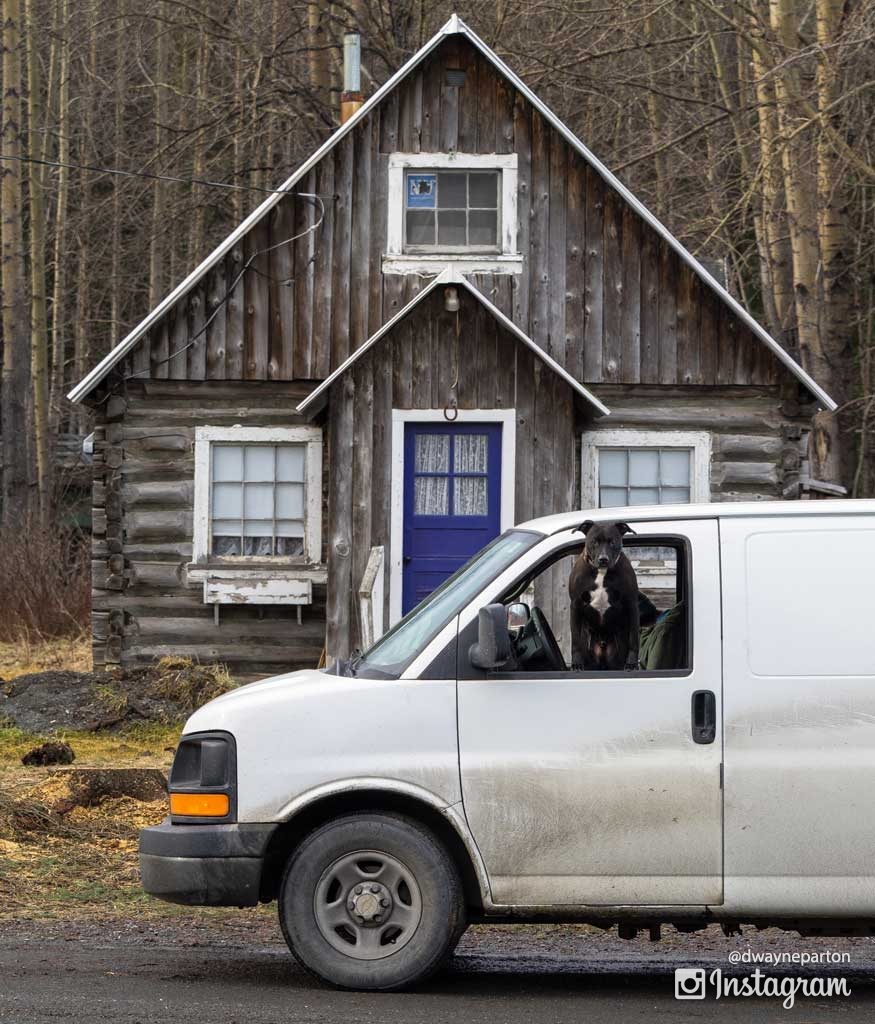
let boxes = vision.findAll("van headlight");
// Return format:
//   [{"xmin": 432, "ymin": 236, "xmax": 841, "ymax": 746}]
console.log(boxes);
[{"xmin": 168, "ymin": 731, "xmax": 236, "ymax": 823}]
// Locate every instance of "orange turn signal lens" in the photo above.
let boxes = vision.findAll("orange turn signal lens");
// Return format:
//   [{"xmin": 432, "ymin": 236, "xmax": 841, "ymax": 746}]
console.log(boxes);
[{"xmin": 170, "ymin": 792, "xmax": 230, "ymax": 818}]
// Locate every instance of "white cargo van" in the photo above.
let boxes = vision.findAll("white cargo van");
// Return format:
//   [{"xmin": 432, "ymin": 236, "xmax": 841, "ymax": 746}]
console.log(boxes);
[{"xmin": 140, "ymin": 500, "xmax": 875, "ymax": 990}]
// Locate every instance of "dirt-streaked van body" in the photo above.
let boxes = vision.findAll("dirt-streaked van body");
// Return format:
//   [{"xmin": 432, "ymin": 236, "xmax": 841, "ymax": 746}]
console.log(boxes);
[{"xmin": 140, "ymin": 500, "xmax": 875, "ymax": 989}]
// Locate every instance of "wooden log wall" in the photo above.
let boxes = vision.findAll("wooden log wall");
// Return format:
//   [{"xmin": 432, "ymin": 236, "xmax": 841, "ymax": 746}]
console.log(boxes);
[
  {"xmin": 91, "ymin": 380, "xmax": 327, "ymax": 681},
  {"xmin": 586, "ymin": 384, "xmax": 814, "ymax": 501},
  {"xmin": 119, "ymin": 37, "xmax": 778, "ymax": 394}
]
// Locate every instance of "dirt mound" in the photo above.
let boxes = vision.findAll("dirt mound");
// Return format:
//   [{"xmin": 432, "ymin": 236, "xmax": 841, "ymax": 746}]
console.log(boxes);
[
  {"xmin": 0, "ymin": 657, "xmax": 235, "ymax": 734},
  {"xmin": 21, "ymin": 741, "xmax": 76, "ymax": 766},
  {"xmin": 1, "ymin": 768, "xmax": 167, "ymax": 840}
]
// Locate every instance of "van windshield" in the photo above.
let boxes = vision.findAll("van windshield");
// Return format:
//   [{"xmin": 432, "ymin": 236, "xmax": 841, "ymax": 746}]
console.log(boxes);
[{"xmin": 349, "ymin": 529, "xmax": 543, "ymax": 678}]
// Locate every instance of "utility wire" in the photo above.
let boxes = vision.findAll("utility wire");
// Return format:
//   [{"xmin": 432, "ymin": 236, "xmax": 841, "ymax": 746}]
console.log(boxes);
[
  {"xmin": 0, "ymin": 151, "xmax": 334, "ymax": 197},
  {"xmin": 121, "ymin": 193, "xmax": 326, "ymax": 385}
]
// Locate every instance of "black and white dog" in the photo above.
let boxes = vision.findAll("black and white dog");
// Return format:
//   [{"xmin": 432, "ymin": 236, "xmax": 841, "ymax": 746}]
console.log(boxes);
[{"xmin": 568, "ymin": 520, "xmax": 640, "ymax": 671}]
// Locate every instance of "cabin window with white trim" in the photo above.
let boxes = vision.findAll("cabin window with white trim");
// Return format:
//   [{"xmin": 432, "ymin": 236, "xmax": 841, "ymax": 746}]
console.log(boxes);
[
  {"xmin": 581, "ymin": 430, "xmax": 711, "ymax": 509},
  {"xmin": 404, "ymin": 170, "xmax": 500, "ymax": 252},
  {"xmin": 192, "ymin": 426, "xmax": 322, "ymax": 566},
  {"xmin": 211, "ymin": 444, "xmax": 307, "ymax": 557},
  {"xmin": 385, "ymin": 153, "xmax": 520, "ymax": 273}
]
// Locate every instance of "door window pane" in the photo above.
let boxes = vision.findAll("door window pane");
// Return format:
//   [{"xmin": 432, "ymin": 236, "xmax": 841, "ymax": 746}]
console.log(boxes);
[
  {"xmin": 454, "ymin": 434, "xmax": 488, "ymax": 473},
  {"xmin": 415, "ymin": 434, "xmax": 449, "ymax": 473},
  {"xmin": 414, "ymin": 475, "xmax": 449, "ymax": 516},
  {"xmin": 455, "ymin": 476, "xmax": 487, "ymax": 516}
]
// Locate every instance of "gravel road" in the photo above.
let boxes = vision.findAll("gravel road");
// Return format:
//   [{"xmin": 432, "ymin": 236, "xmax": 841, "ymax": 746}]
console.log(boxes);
[{"xmin": 2, "ymin": 916, "xmax": 875, "ymax": 1023}]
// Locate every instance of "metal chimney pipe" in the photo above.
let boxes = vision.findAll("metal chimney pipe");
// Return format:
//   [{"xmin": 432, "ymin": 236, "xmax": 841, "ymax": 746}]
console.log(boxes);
[{"xmin": 341, "ymin": 33, "xmax": 363, "ymax": 124}]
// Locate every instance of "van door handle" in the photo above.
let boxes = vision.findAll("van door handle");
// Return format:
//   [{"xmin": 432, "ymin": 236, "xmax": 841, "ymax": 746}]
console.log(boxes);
[{"xmin": 691, "ymin": 690, "xmax": 716, "ymax": 744}]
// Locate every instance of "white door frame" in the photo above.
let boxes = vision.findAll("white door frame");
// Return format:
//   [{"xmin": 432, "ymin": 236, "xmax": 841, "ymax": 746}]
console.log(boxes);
[{"xmin": 389, "ymin": 408, "xmax": 516, "ymax": 628}]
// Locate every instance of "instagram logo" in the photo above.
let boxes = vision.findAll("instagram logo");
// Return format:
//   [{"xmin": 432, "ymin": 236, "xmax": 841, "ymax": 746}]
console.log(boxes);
[{"xmin": 675, "ymin": 968, "xmax": 707, "ymax": 999}]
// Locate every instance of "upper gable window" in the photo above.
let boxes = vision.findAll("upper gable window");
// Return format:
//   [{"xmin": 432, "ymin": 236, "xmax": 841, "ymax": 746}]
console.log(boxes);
[
  {"xmin": 405, "ymin": 170, "xmax": 499, "ymax": 252},
  {"xmin": 386, "ymin": 153, "xmax": 521, "ymax": 274}
]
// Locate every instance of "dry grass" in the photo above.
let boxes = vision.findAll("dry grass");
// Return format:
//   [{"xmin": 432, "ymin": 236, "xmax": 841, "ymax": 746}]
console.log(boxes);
[
  {"xmin": 0, "ymin": 761, "xmax": 277, "ymax": 923},
  {"xmin": 0, "ymin": 521, "xmax": 90, "ymax": 642},
  {"xmin": 0, "ymin": 649, "xmax": 244, "ymax": 922},
  {"xmin": 0, "ymin": 632, "xmax": 91, "ymax": 680},
  {"xmin": 151, "ymin": 656, "xmax": 236, "ymax": 715},
  {"xmin": 0, "ymin": 722, "xmax": 181, "ymax": 768}
]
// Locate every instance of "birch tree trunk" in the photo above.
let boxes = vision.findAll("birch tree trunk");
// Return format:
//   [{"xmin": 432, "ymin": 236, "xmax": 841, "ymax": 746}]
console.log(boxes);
[
  {"xmin": 26, "ymin": 0, "xmax": 50, "ymax": 524},
  {"xmin": 814, "ymin": 0, "xmax": 854, "ymax": 486},
  {"xmin": 769, "ymin": 0, "xmax": 821, "ymax": 377},
  {"xmin": 749, "ymin": 11, "xmax": 793, "ymax": 343},
  {"xmin": 48, "ymin": 0, "xmax": 69, "ymax": 434},
  {"xmin": 148, "ymin": 4, "xmax": 169, "ymax": 309},
  {"xmin": 1, "ymin": 0, "xmax": 31, "ymax": 523}
]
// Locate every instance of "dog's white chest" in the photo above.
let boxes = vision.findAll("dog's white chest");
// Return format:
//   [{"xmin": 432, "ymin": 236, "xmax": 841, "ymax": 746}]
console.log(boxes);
[{"xmin": 590, "ymin": 570, "xmax": 610, "ymax": 617}]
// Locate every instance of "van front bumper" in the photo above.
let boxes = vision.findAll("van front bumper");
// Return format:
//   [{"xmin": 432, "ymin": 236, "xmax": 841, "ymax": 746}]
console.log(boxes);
[{"xmin": 139, "ymin": 819, "xmax": 277, "ymax": 907}]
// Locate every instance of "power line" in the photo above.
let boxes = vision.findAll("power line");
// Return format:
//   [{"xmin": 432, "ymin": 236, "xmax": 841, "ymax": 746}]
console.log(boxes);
[
  {"xmin": 121, "ymin": 193, "xmax": 326, "ymax": 386},
  {"xmin": 0, "ymin": 152, "xmax": 334, "ymax": 197}
]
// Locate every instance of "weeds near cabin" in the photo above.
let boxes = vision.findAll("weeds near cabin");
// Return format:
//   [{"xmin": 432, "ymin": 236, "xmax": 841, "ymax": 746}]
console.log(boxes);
[
  {"xmin": 0, "ymin": 520, "xmax": 90, "ymax": 643},
  {"xmin": 151, "ymin": 657, "xmax": 236, "ymax": 715}
]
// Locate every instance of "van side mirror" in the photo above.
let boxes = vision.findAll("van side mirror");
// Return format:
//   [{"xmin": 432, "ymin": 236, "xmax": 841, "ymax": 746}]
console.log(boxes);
[
  {"xmin": 469, "ymin": 604, "xmax": 512, "ymax": 671},
  {"xmin": 506, "ymin": 602, "xmax": 530, "ymax": 635}
]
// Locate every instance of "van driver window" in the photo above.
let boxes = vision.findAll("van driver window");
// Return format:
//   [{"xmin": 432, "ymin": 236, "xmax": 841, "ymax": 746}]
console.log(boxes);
[{"xmin": 479, "ymin": 531, "xmax": 691, "ymax": 676}]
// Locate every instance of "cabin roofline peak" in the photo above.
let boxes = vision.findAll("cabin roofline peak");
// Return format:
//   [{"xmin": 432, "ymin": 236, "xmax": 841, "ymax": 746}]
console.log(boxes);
[{"xmin": 68, "ymin": 12, "xmax": 835, "ymax": 412}]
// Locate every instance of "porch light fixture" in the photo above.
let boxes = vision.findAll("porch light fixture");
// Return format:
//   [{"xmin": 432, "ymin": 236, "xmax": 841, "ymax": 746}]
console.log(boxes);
[{"xmin": 444, "ymin": 286, "xmax": 460, "ymax": 312}]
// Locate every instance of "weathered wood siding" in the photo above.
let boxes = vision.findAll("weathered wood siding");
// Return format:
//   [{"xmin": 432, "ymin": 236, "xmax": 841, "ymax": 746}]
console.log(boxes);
[
  {"xmin": 326, "ymin": 285, "xmax": 588, "ymax": 660},
  {"xmin": 119, "ymin": 37, "xmax": 777, "ymax": 392},
  {"xmin": 91, "ymin": 380, "xmax": 326, "ymax": 680}
]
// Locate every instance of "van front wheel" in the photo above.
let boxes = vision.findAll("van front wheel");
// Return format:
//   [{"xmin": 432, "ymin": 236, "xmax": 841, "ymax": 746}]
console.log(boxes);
[{"xmin": 278, "ymin": 812, "xmax": 465, "ymax": 990}]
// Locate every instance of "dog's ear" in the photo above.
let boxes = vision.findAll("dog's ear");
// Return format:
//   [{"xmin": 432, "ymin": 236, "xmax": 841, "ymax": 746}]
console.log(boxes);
[
  {"xmin": 574, "ymin": 519, "xmax": 595, "ymax": 535},
  {"xmin": 616, "ymin": 522, "xmax": 637, "ymax": 536}
]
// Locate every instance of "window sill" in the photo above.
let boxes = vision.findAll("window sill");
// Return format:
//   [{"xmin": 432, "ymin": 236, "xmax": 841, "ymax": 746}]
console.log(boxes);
[
  {"xmin": 186, "ymin": 564, "xmax": 327, "ymax": 619},
  {"xmin": 187, "ymin": 564, "xmax": 328, "ymax": 584},
  {"xmin": 382, "ymin": 253, "xmax": 523, "ymax": 276}
]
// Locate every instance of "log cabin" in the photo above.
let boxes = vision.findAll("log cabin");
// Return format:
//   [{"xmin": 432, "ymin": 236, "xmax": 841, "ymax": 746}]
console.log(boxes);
[{"xmin": 69, "ymin": 15, "xmax": 836, "ymax": 680}]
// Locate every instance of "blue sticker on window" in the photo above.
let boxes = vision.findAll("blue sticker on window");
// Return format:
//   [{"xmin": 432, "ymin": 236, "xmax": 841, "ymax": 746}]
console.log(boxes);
[{"xmin": 407, "ymin": 174, "xmax": 436, "ymax": 208}]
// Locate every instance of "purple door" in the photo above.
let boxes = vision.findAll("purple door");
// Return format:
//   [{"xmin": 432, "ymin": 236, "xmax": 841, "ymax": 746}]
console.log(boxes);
[{"xmin": 402, "ymin": 422, "xmax": 503, "ymax": 615}]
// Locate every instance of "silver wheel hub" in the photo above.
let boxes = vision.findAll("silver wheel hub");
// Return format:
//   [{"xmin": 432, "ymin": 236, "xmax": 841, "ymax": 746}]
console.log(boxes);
[
  {"xmin": 314, "ymin": 849, "xmax": 423, "ymax": 960},
  {"xmin": 348, "ymin": 882, "xmax": 391, "ymax": 923}
]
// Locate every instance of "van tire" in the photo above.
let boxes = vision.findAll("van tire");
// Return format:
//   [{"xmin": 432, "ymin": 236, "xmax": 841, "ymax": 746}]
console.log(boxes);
[{"xmin": 278, "ymin": 812, "xmax": 465, "ymax": 990}]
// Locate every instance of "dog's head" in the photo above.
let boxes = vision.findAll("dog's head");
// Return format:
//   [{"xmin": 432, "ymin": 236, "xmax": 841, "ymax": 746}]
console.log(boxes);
[{"xmin": 575, "ymin": 520, "xmax": 636, "ymax": 570}]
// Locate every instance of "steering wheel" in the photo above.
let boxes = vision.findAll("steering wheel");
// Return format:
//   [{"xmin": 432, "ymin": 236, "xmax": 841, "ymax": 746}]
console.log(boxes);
[{"xmin": 530, "ymin": 606, "xmax": 566, "ymax": 672}]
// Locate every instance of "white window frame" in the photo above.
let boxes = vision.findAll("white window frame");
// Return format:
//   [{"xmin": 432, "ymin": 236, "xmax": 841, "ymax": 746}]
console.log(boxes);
[
  {"xmin": 580, "ymin": 429, "xmax": 711, "ymax": 509},
  {"xmin": 385, "ymin": 153, "xmax": 521, "ymax": 275},
  {"xmin": 192, "ymin": 425, "xmax": 323, "ymax": 566},
  {"xmin": 389, "ymin": 408, "xmax": 516, "ymax": 628}
]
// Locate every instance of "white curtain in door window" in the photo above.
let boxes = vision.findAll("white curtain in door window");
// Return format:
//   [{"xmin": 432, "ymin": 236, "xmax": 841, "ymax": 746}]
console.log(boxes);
[
  {"xmin": 415, "ymin": 434, "xmax": 449, "ymax": 472},
  {"xmin": 414, "ymin": 476, "xmax": 449, "ymax": 515},
  {"xmin": 454, "ymin": 434, "xmax": 488, "ymax": 473},
  {"xmin": 454, "ymin": 435, "xmax": 489, "ymax": 516},
  {"xmin": 414, "ymin": 434, "xmax": 450, "ymax": 515},
  {"xmin": 455, "ymin": 477, "xmax": 487, "ymax": 516}
]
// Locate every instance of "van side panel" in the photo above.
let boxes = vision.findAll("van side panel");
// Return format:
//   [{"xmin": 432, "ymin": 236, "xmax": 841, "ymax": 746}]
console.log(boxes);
[{"xmin": 720, "ymin": 515, "xmax": 875, "ymax": 916}]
